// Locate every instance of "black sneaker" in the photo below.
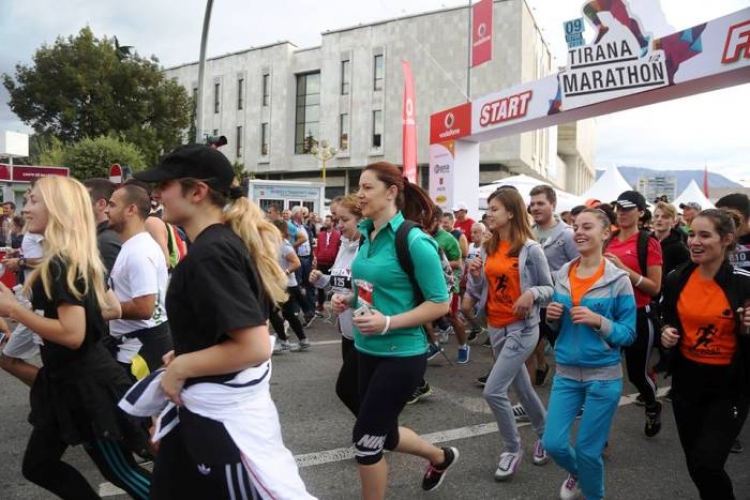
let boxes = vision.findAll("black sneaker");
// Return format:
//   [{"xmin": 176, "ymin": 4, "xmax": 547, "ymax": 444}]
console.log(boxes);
[
  {"xmin": 421, "ymin": 447, "xmax": 459, "ymax": 492},
  {"xmin": 730, "ymin": 439, "xmax": 744, "ymax": 454},
  {"xmin": 476, "ymin": 375, "xmax": 488, "ymax": 387},
  {"xmin": 407, "ymin": 382, "xmax": 433, "ymax": 405},
  {"xmin": 467, "ymin": 329, "xmax": 478, "ymax": 342},
  {"xmin": 634, "ymin": 394, "xmax": 646, "ymax": 406},
  {"xmin": 645, "ymin": 401, "xmax": 662, "ymax": 437}
]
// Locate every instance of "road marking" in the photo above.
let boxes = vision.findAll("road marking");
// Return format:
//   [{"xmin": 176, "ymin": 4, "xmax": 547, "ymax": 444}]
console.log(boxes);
[{"xmin": 100, "ymin": 386, "xmax": 671, "ymax": 496}]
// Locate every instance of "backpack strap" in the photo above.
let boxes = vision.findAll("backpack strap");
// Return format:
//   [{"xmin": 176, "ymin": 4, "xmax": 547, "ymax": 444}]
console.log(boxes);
[
  {"xmin": 605, "ymin": 229, "xmax": 651, "ymax": 275},
  {"xmin": 394, "ymin": 219, "xmax": 425, "ymax": 304}
]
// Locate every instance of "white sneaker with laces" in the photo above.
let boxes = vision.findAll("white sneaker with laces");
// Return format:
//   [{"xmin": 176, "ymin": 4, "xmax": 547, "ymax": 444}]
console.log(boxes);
[
  {"xmin": 532, "ymin": 439, "xmax": 549, "ymax": 466},
  {"xmin": 559, "ymin": 473, "xmax": 581, "ymax": 500},
  {"xmin": 494, "ymin": 451, "xmax": 522, "ymax": 481}
]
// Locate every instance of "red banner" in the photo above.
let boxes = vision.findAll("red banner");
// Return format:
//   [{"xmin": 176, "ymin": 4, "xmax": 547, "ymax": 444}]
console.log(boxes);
[
  {"xmin": 429, "ymin": 102, "xmax": 472, "ymax": 145},
  {"xmin": 402, "ymin": 60, "xmax": 418, "ymax": 183},
  {"xmin": 472, "ymin": 0, "xmax": 493, "ymax": 67},
  {"xmin": 704, "ymin": 165, "xmax": 710, "ymax": 198},
  {"xmin": 0, "ymin": 164, "xmax": 70, "ymax": 183}
]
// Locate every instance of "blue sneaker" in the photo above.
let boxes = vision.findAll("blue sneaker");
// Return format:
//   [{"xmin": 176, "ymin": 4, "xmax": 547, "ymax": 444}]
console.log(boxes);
[
  {"xmin": 456, "ymin": 345, "xmax": 470, "ymax": 364},
  {"xmin": 426, "ymin": 343, "xmax": 443, "ymax": 361}
]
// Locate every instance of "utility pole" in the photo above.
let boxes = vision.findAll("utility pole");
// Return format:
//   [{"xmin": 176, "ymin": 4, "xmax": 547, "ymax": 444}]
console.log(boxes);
[{"xmin": 195, "ymin": 0, "xmax": 214, "ymax": 143}]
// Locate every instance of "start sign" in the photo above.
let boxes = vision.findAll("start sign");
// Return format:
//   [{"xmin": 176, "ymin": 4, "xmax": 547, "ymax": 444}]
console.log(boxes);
[{"xmin": 109, "ymin": 163, "xmax": 123, "ymax": 185}]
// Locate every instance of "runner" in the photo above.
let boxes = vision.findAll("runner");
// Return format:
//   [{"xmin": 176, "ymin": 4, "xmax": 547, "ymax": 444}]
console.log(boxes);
[
  {"xmin": 310, "ymin": 194, "xmax": 362, "ymax": 416},
  {"xmin": 134, "ymin": 145, "xmax": 314, "ymax": 499},
  {"xmin": 542, "ymin": 208, "xmax": 636, "ymax": 500},
  {"xmin": 604, "ymin": 190, "xmax": 664, "ymax": 437},
  {"xmin": 661, "ymin": 209, "xmax": 750, "ymax": 500},
  {"xmin": 331, "ymin": 161, "xmax": 457, "ymax": 498},
  {"xmin": 466, "ymin": 186, "xmax": 553, "ymax": 481},
  {"xmin": 0, "ymin": 176, "xmax": 152, "ymax": 499}
]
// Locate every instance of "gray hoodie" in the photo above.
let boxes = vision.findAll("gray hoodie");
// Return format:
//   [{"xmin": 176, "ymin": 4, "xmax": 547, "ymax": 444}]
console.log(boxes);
[
  {"xmin": 466, "ymin": 239, "xmax": 554, "ymax": 327},
  {"xmin": 532, "ymin": 218, "xmax": 579, "ymax": 272}
]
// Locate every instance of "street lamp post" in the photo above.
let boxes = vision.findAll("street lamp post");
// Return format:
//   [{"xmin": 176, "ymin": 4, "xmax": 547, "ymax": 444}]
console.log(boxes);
[
  {"xmin": 310, "ymin": 140, "xmax": 338, "ymax": 184},
  {"xmin": 195, "ymin": 0, "xmax": 215, "ymax": 143}
]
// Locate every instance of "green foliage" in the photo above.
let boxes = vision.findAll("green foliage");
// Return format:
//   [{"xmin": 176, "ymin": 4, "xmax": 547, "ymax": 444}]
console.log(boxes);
[
  {"xmin": 2, "ymin": 27, "xmax": 191, "ymax": 166},
  {"xmin": 60, "ymin": 135, "xmax": 146, "ymax": 180}
]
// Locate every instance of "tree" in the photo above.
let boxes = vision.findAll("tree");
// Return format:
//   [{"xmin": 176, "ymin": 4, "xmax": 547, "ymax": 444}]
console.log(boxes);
[
  {"xmin": 52, "ymin": 135, "xmax": 146, "ymax": 180},
  {"xmin": 2, "ymin": 27, "xmax": 191, "ymax": 166}
]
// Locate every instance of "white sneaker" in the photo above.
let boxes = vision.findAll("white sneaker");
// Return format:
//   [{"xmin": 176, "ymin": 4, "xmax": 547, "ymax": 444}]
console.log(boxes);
[
  {"xmin": 532, "ymin": 439, "xmax": 549, "ymax": 466},
  {"xmin": 559, "ymin": 474, "xmax": 581, "ymax": 500},
  {"xmin": 494, "ymin": 451, "xmax": 522, "ymax": 481}
]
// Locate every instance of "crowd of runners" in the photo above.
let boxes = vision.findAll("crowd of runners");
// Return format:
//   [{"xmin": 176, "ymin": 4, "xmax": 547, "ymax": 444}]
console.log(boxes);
[{"xmin": 0, "ymin": 145, "xmax": 748, "ymax": 500}]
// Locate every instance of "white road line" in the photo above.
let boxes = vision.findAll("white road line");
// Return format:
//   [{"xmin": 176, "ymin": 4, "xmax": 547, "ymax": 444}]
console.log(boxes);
[{"xmin": 100, "ymin": 386, "xmax": 671, "ymax": 496}]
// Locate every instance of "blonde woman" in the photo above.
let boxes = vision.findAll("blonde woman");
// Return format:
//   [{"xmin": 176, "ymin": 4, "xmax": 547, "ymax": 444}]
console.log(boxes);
[
  {"xmin": 133, "ymin": 145, "xmax": 315, "ymax": 499},
  {"xmin": 0, "ymin": 176, "xmax": 152, "ymax": 499}
]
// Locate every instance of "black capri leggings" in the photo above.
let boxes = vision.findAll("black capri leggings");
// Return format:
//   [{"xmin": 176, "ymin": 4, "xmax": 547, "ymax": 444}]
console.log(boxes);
[
  {"xmin": 22, "ymin": 425, "xmax": 151, "ymax": 500},
  {"xmin": 624, "ymin": 306, "xmax": 657, "ymax": 408},
  {"xmin": 352, "ymin": 351, "xmax": 426, "ymax": 465},
  {"xmin": 336, "ymin": 337, "xmax": 360, "ymax": 416}
]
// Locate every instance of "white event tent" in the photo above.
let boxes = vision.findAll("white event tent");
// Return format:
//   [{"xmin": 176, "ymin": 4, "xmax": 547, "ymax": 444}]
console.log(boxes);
[
  {"xmin": 477, "ymin": 174, "xmax": 584, "ymax": 213},
  {"xmin": 672, "ymin": 180, "xmax": 715, "ymax": 210},
  {"xmin": 581, "ymin": 165, "xmax": 633, "ymax": 204}
]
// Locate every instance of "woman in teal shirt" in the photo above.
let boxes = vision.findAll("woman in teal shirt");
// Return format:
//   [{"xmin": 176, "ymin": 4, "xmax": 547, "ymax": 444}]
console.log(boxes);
[{"xmin": 332, "ymin": 162, "xmax": 457, "ymax": 499}]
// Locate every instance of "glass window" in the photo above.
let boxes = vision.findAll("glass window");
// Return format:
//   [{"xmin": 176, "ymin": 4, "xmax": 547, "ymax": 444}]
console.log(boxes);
[
  {"xmin": 340, "ymin": 113, "xmax": 349, "ymax": 151},
  {"xmin": 373, "ymin": 55, "xmax": 384, "ymax": 91},
  {"xmin": 341, "ymin": 60, "xmax": 350, "ymax": 95},
  {"xmin": 372, "ymin": 110, "xmax": 383, "ymax": 148},
  {"xmin": 262, "ymin": 73, "xmax": 270, "ymax": 107},
  {"xmin": 214, "ymin": 82, "xmax": 221, "ymax": 113},
  {"xmin": 294, "ymin": 72, "xmax": 321, "ymax": 154},
  {"xmin": 236, "ymin": 126, "xmax": 243, "ymax": 157},
  {"xmin": 237, "ymin": 78, "xmax": 244, "ymax": 110},
  {"xmin": 261, "ymin": 123, "xmax": 269, "ymax": 156}
]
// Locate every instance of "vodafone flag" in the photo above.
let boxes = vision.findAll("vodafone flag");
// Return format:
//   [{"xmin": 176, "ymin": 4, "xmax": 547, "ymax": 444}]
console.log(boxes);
[
  {"xmin": 472, "ymin": 0, "xmax": 493, "ymax": 67},
  {"xmin": 402, "ymin": 60, "xmax": 418, "ymax": 183}
]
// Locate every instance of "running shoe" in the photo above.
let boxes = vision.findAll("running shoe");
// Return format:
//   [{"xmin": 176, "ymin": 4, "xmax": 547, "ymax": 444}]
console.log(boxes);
[
  {"xmin": 407, "ymin": 382, "xmax": 433, "ymax": 405},
  {"xmin": 421, "ymin": 447, "xmax": 459, "ymax": 492},
  {"xmin": 482, "ymin": 336, "xmax": 492, "ymax": 348},
  {"xmin": 535, "ymin": 364, "xmax": 550, "ymax": 386},
  {"xmin": 291, "ymin": 339, "xmax": 310, "ymax": 352},
  {"xmin": 644, "ymin": 401, "xmax": 662, "ymax": 437},
  {"xmin": 634, "ymin": 394, "xmax": 645, "ymax": 407},
  {"xmin": 456, "ymin": 345, "xmax": 470, "ymax": 364},
  {"xmin": 559, "ymin": 473, "xmax": 581, "ymax": 500},
  {"xmin": 494, "ymin": 451, "xmax": 522, "ymax": 481},
  {"xmin": 279, "ymin": 340, "xmax": 293, "ymax": 351},
  {"xmin": 513, "ymin": 404, "xmax": 529, "ymax": 423},
  {"xmin": 476, "ymin": 375, "xmax": 488, "ymax": 387},
  {"xmin": 532, "ymin": 440, "xmax": 549, "ymax": 466},
  {"xmin": 730, "ymin": 439, "xmax": 744, "ymax": 454},
  {"xmin": 436, "ymin": 326, "xmax": 453, "ymax": 344},
  {"xmin": 272, "ymin": 339, "xmax": 283, "ymax": 355},
  {"xmin": 467, "ymin": 327, "xmax": 481, "ymax": 342},
  {"xmin": 426, "ymin": 343, "xmax": 443, "ymax": 361}
]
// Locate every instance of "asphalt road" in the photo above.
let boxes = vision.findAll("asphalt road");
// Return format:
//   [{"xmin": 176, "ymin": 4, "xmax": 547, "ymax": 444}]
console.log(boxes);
[{"xmin": 1, "ymin": 315, "xmax": 748, "ymax": 499}]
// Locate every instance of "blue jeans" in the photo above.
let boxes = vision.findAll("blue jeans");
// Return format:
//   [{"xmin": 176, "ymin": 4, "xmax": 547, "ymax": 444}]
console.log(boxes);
[
  {"xmin": 483, "ymin": 321, "xmax": 546, "ymax": 453},
  {"xmin": 542, "ymin": 375, "xmax": 622, "ymax": 500}
]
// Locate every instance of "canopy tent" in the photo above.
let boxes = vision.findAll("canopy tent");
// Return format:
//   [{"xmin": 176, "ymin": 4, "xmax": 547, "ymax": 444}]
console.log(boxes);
[
  {"xmin": 477, "ymin": 174, "xmax": 584, "ymax": 213},
  {"xmin": 581, "ymin": 165, "xmax": 633, "ymax": 204},
  {"xmin": 672, "ymin": 179, "xmax": 715, "ymax": 210}
]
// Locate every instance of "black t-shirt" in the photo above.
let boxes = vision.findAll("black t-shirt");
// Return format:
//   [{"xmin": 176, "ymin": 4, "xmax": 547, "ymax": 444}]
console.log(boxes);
[
  {"xmin": 31, "ymin": 257, "xmax": 107, "ymax": 373},
  {"xmin": 166, "ymin": 224, "xmax": 267, "ymax": 382}
]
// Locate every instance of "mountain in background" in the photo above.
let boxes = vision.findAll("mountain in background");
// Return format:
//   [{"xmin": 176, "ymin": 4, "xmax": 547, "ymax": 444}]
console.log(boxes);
[{"xmin": 595, "ymin": 166, "xmax": 742, "ymax": 193}]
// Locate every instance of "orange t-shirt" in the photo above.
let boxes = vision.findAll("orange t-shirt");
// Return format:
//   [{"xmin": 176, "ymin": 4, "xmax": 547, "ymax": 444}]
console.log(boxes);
[
  {"xmin": 569, "ymin": 260, "xmax": 605, "ymax": 306},
  {"xmin": 485, "ymin": 241, "xmax": 522, "ymax": 328},
  {"xmin": 678, "ymin": 269, "xmax": 737, "ymax": 365}
]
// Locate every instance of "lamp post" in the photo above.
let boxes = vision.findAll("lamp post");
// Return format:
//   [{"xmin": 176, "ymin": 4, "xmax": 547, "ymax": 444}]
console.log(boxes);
[
  {"xmin": 310, "ymin": 140, "xmax": 338, "ymax": 184},
  {"xmin": 195, "ymin": 0, "xmax": 215, "ymax": 143}
]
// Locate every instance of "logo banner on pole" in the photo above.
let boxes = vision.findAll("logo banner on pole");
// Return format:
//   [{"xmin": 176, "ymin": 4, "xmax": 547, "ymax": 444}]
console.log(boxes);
[
  {"xmin": 472, "ymin": 0, "xmax": 493, "ymax": 67},
  {"xmin": 402, "ymin": 60, "xmax": 418, "ymax": 183}
]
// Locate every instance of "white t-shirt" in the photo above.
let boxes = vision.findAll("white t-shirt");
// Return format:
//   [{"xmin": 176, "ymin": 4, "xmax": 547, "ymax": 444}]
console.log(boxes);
[
  {"xmin": 21, "ymin": 233, "xmax": 44, "ymax": 282},
  {"xmin": 109, "ymin": 231, "xmax": 168, "ymax": 338},
  {"xmin": 279, "ymin": 240, "xmax": 298, "ymax": 287}
]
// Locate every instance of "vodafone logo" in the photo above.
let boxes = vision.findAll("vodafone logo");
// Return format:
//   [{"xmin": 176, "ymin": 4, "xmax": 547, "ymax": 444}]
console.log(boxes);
[
  {"xmin": 444, "ymin": 113, "xmax": 455, "ymax": 129},
  {"xmin": 406, "ymin": 98, "xmax": 414, "ymax": 117},
  {"xmin": 478, "ymin": 23, "xmax": 487, "ymax": 38}
]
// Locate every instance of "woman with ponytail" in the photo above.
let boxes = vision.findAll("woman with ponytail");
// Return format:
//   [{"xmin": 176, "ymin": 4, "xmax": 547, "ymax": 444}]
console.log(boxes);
[
  {"xmin": 331, "ymin": 162, "xmax": 457, "ymax": 498},
  {"xmin": 133, "ymin": 145, "xmax": 315, "ymax": 499}
]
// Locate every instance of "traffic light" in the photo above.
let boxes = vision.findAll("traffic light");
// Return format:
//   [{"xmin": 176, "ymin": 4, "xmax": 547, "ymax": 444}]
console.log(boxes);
[{"xmin": 206, "ymin": 135, "xmax": 227, "ymax": 149}]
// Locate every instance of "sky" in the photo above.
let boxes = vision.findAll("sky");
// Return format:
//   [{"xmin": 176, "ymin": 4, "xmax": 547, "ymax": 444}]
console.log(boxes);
[{"xmin": 1, "ymin": 0, "xmax": 749, "ymax": 182}]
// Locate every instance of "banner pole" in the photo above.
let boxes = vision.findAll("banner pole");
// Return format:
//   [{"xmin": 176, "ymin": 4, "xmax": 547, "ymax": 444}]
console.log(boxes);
[{"xmin": 467, "ymin": 0, "xmax": 472, "ymax": 101}]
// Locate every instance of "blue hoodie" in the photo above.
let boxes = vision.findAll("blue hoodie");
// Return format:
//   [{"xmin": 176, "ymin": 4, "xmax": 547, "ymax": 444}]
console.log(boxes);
[{"xmin": 547, "ymin": 258, "xmax": 637, "ymax": 374}]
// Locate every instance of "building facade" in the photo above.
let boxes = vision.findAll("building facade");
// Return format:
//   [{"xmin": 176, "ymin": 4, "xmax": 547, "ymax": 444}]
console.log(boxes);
[
  {"xmin": 637, "ymin": 174, "xmax": 677, "ymax": 202},
  {"xmin": 165, "ymin": 0, "xmax": 596, "ymax": 197}
]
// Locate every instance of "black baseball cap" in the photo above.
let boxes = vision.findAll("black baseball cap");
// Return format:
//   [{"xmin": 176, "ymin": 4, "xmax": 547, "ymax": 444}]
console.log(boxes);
[
  {"xmin": 134, "ymin": 145, "xmax": 234, "ymax": 193},
  {"xmin": 615, "ymin": 190, "xmax": 647, "ymax": 211}
]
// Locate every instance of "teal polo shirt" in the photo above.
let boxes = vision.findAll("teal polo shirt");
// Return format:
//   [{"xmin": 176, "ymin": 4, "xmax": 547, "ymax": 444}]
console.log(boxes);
[{"xmin": 351, "ymin": 212, "xmax": 449, "ymax": 357}]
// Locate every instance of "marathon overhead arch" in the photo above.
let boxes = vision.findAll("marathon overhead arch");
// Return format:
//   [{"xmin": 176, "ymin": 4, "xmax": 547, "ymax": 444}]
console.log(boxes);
[{"xmin": 429, "ymin": 4, "xmax": 750, "ymax": 215}]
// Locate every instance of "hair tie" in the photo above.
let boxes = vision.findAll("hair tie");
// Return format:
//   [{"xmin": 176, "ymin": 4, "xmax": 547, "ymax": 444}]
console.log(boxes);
[{"xmin": 228, "ymin": 186, "xmax": 245, "ymax": 200}]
